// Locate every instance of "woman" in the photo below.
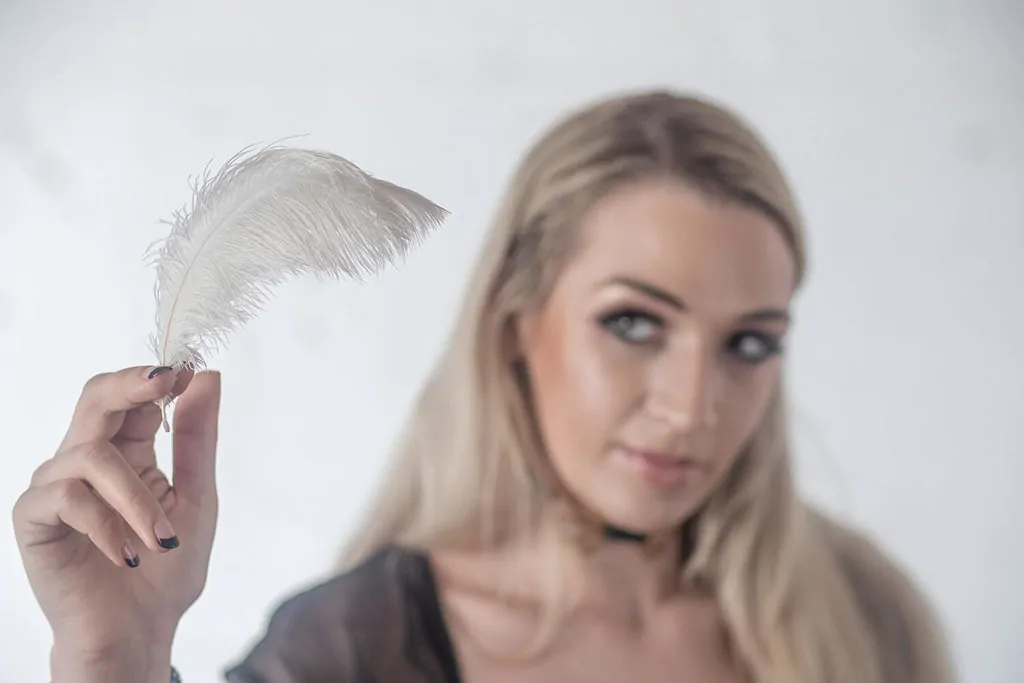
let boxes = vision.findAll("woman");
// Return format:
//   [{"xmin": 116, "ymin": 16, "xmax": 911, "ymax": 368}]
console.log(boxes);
[{"xmin": 13, "ymin": 91, "xmax": 957, "ymax": 683}]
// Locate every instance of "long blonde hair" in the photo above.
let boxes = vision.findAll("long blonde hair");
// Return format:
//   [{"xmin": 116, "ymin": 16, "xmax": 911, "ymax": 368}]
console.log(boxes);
[{"xmin": 338, "ymin": 91, "xmax": 957, "ymax": 683}]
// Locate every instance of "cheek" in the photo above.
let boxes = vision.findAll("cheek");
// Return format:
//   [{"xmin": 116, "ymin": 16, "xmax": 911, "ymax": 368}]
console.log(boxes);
[
  {"xmin": 712, "ymin": 366, "xmax": 780, "ymax": 464},
  {"xmin": 525, "ymin": 318, "xmax": 639, "ymax": 471}
]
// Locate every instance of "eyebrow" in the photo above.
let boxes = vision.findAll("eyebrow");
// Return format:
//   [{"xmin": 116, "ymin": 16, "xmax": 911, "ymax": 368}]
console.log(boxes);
[{"xmin": 603, "ymin": 276, "xmax": 791, "ymax": 323}]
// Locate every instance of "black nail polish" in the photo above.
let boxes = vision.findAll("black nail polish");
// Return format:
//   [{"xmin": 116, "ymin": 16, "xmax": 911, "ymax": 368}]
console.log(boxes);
[
  {"xmin": 148, "ymin": 366, "xmax": 173, "ymax": 379},
  {"xmin": 125, "ymin": 554, "xmax": 140, "ymax": 568},
  {"xmin": 158, "ymin": 536, "xmax": 180, "ymax": 550}
]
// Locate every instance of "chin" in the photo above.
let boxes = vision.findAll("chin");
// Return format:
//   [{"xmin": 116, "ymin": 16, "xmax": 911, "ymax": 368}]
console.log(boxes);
[{"xmin": 587, "ymin": 490, "xmax": 698, "ymax": 536}]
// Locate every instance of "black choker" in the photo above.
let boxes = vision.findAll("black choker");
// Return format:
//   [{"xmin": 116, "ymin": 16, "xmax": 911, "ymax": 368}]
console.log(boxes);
[{"xmin": 602, "ymin": 525, "xmax": 649, "ymax": 544}]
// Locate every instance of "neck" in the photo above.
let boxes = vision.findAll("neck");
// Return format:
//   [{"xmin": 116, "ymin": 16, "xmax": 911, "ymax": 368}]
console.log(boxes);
[
  {"xmin": 579, "ymin": 528, "xmax": 682, "ymax": 612},
  {"xmin": 514, "ymin": 512, "xmax": 684, "ymax": 624}
]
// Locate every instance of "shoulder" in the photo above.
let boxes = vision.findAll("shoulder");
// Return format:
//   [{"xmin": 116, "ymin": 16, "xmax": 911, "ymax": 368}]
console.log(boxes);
[
  {"xmin": 808, "ymin": 509, "xmax": 959, "ymax": 683},
  {"xmin": 223, "ymin": 544, "xmax": 438, "ymax": 683},
  {"xmin": 263, "ymin": 543, "xmax": 429, "ymax": 630}
]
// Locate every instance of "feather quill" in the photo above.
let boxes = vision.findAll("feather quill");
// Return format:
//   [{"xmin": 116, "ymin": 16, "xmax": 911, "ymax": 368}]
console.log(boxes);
[{"xmin": 144, "ymin": 143, "xmax": 448, "ymax": 430}]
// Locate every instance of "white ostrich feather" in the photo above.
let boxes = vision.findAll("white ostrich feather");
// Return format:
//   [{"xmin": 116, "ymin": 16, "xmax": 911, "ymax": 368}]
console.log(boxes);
[{"xmin": 144, "ymin": 143, "xmax": 448, "ymax": 429}]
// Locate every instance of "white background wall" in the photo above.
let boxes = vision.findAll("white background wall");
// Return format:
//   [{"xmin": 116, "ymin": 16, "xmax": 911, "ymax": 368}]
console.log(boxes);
[{"xmin": 1, "ymin": 1, "xmax": 1021, "ymax": 681}]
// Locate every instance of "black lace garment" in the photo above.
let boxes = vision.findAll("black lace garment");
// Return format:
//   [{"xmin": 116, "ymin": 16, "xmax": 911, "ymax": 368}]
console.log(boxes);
[{"xmin": 224, "ymin": 546, "xmax": 462, "ymax": 683}]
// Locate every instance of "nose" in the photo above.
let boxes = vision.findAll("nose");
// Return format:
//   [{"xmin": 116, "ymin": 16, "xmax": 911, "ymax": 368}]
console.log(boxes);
[{"xmin": 646, "ymin": 338, "xmax": 719, "ymax": 433}]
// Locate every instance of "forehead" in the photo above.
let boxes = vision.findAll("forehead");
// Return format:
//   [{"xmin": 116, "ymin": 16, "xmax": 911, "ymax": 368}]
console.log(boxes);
[{"xmin": 562, "ymin": 178, "xmax": 797, "ymax": 311}]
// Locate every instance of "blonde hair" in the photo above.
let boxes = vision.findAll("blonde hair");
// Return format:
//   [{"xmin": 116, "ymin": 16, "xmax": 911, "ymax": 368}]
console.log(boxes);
[{"xmin": 338, "ymin": 91, "xmax": 958, "ymax": 683}]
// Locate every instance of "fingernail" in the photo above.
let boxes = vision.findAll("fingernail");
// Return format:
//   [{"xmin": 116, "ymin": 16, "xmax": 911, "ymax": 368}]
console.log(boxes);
[
  {"xmin": 123, "ymin": 541, "xmax": 140, "ymax": 568},
  {"xmin": 154, "ymin": 519, "xmax": 179, "ymax": 549},
  {"xmin": 148, "ymin": 366, "xmax": 174, "ymax": 379}
]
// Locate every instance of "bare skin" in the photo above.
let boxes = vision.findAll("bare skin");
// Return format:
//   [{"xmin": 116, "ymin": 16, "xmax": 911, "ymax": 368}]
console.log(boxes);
[
  {"xmin": 433, "ymin": 542, "xmax": 744, "ymax": 683},
  {"xmin": 433, "ymin": 177, "xmax": 796, "ymax": 682}
]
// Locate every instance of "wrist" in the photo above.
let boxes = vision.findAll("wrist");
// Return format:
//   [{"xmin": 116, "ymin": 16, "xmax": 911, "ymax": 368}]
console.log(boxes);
[{"xmin": 51, "ymin": 627, "xmax": 177, "ymax": 683}]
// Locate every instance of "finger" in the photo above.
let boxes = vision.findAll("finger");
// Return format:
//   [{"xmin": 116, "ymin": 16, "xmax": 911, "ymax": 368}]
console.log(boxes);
[
  {"xmin": 113, "ymin": 401, "xmax": 165, "ymax": 445},
  {"xmin": 169, "ymin": 367, "xmax": 195, "ymax": 398},
  {"xmin": 62, "ymin": 366, "xmax": 182, "ymax": 448},
  {"xmin": 117, "ymin": 367, "xmax": 197, "ymax": 443},
  {"xmin": 13, "ymin": 479, "xmax": 141, "ymax": 569},
  {"xmin": 172, "ymin": 371, "xmax": 221, "ymax": 506},
  {"xmin": 32, "ymin": 442, "xmax": 179, "ymax": 554}
]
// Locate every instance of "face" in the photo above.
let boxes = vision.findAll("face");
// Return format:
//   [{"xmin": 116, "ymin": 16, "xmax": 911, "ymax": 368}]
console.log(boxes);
[{"xmin": 516, "ymin": 177, "xmax": 797, "ymax": 533}]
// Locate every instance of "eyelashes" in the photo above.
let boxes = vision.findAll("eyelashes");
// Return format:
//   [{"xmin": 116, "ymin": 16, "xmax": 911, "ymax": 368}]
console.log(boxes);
[
  {"xmin": 726, "ymin": 330, "xmax": 784, "ymax": 364},
  {"xmin": 598, "ymin": 309, "xmax": 662, "ymax": 345},
  {"xmin": 597, "ymin": 309, "xmax": 784, "ymax": 364}
]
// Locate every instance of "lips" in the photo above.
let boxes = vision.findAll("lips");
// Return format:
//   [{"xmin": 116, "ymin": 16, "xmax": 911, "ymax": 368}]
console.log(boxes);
[{"xmin": 618, "ymin": 446, "xmax": 702, "ymax": 489}]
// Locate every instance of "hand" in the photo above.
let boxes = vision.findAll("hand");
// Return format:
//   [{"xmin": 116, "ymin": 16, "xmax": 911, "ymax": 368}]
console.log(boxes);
[{"xmin": 12, "ymin": 366, "xmax": 221, "ymax": 681}]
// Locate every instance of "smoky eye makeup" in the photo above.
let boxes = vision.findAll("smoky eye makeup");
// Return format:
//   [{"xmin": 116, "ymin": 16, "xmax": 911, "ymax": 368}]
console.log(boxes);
[
  {"xmin": 597, "ymin": 308, "xmax": 665, "ymax": 345},
  {"xmin": 593, "ymin": 286, "xmax": 787, "ymax": 362},
  {"xmin": 726, "ymin": 330, "xmax": 784, "ymax": 364}
]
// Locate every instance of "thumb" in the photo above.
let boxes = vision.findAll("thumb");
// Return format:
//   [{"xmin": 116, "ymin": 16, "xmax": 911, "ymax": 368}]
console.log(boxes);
[{"xmin": 172, "ymin": 370, "xmax": 221, "ymax": 506}]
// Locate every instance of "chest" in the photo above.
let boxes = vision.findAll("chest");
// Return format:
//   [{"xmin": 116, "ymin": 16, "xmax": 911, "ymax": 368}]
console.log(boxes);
[
  {"xmin": 447, "ymin": 606, "xmax": 748, "ymax": 683},
  {"xmin": 456, "ymin": 641, "xmax": 747, "ymax": 683}
]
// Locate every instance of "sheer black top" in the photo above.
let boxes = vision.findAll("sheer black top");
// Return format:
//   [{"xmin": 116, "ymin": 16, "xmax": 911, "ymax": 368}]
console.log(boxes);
[{"xmin": 224, "ymin": 545, "xmax": 462, "ymax": 683}]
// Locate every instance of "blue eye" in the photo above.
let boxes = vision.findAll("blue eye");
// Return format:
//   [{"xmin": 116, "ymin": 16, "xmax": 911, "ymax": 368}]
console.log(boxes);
[
  {"xmin": 729, "ymin": 331, "xmax": 783, "ymax": 364},
  {"xmin": 599, "ymin": 310, "xmax": 663, "ymax": 345}
]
